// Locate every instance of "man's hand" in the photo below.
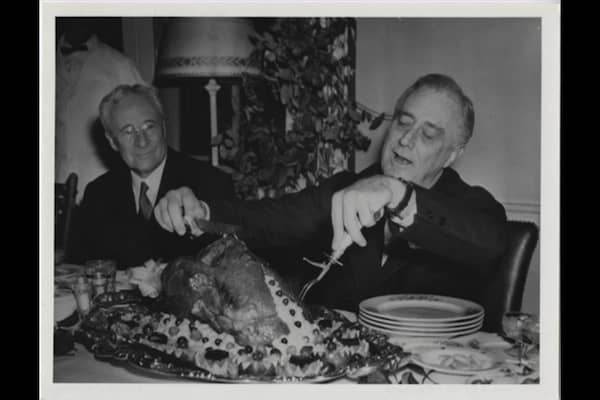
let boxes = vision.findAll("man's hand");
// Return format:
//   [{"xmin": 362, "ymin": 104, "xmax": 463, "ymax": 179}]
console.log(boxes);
[
  {"xmin": 331, "ymin": 175, "xmax": 407, "ymax": 251},
  {"xmin": 154, "ymin": 187, "xmax": 209, "ymax": 236}
]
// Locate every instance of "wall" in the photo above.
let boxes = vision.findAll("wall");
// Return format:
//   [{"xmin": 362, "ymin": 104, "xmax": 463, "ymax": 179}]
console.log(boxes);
[{"xmin": 355, "ymin": 18, "xmax": 541, "ymax": 314}]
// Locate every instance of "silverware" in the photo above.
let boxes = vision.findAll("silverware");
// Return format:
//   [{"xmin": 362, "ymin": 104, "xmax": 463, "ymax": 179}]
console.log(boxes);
[
  {"xmin": 298, "ymin": 208, "xmax": 385, "ymax": 302},
  {"xmin": 184, "ymin": 216, "xmax": 242, "ymax": 238}
]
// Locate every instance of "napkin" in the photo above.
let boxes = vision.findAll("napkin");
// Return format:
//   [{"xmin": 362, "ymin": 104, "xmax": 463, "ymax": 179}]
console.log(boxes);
[
  {"xmin": 127, "ymin": 259, "xmax": 167, "ymax": 298},
  {"xmin": 54, "ymin": 287, "xmax": 77, "ymax": 323}
]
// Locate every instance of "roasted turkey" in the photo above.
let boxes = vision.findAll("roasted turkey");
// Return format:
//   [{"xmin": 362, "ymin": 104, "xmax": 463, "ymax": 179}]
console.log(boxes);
[{"xmin": 160, "ymin": 235, "xmax": 313, "ymax": 347}]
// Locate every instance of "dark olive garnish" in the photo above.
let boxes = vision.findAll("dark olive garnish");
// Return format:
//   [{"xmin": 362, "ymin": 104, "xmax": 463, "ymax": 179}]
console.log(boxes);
[
  {"xmin": 252, "ymin": 351, "xmax": 264, "ymax": 361},
  {"xmin": 205, "ymin": 348, "xmax": 229, "ymax": 361},
  {"xmin": 202, "ymin": 337, "xmax": 209, "ymax": 343},
  {"xmin": 281, "ymin": 338, "xmax": 288, "ymax": 344},
  {"xmin": 244, "ymin": 345, "xmax": 253, "ymax": 353},
  {"xmin": 317, "ymin": 319, "xmax": 333, "ymax": 329},
  {"xmin": 294, "ymin": 321, "xmax": 301, "ymax": 328},
  {"xmin": 283, "ymin": 298, "xmax": 289, "ymax": 305},
  {"xmin": 270, "ymin": 348, "xmax": 282, "ymax": 356},
  {"xmin": 276, "ymin": 290, "xmax": 283, "ymax": 296},
  {"xmin": 327, "ymin": 342, "xmax": 337, "ymax": 351},
  {"xmin": 340, "ymin": 337, "xmax": 360, "ymax": 347},
  {"xmin": 215, "ymin": 338, "xmax": 222, "ymax": 346},
  {"xmin": 175, "ymin": 318, "xmax": 184, "ymax": 326},
  {"xmin": 300, "ymin": 346, "xmax": 313, "ymax": 356},
  {"xmin": 148, "ymin": 333, "xmax": 168, "ymax": 344},
  {"xmin": 289, "ymin": 309, "xmax": 296, "ymax": 316},
  {"xmin": 289, "ymin": 355, "xmax": 316, "ymax": 368},
  {"xmin": 176, "ymin": 337, "xmax": 188, "ymax": 349},
  {"xmin": 142, "ymin": 324, "xmax": 154, "ymax": 335}
]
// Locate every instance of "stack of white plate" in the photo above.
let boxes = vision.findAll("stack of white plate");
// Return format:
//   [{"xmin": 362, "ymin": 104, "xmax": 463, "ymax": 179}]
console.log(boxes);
[{"xmin": 358, "ymin": 294, "xmax": 484, "ymax": 338}]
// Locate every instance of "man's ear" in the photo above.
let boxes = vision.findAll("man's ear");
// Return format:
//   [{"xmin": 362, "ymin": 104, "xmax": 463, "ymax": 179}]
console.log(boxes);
[
  {"xmin": 104, "ymin": 131, "xmax": 119, "ymax": 152},
  {"xmin": 444, "ymin": 146, "xmax": 465, "ymax": 168}
]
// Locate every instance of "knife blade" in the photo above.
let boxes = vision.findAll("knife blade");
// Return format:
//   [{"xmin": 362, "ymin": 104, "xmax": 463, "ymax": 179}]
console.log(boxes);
[{"xmin": 185, "ymin": 216, "xmax": 242, "ymax": 236}]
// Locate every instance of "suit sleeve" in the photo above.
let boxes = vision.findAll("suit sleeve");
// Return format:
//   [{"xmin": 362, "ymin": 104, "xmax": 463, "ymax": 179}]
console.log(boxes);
[
  {"xmin": 204, "ymin": 172, "xmax": 355, "ymax": 249},
  {"xmin": 391, "ymin": 185, "xmax": 508, "ymax": 269}
]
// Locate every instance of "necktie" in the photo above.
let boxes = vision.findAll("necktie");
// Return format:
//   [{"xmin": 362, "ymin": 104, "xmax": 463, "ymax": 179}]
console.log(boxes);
[{"xmin": 139, "ymin": 182, "xmax": 153, "ymax": 221}]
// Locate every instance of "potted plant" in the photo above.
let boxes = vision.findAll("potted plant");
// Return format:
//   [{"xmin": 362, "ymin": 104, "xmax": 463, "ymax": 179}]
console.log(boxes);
[{"xmin": 216, "ymin": 18, "xmax": 386, "ymax": 199}]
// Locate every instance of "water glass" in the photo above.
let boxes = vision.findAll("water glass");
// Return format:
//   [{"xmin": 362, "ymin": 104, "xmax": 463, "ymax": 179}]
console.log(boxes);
[
  {"xmin": 502, "ymin": 311, "xmax": 537, "ymax": 364},
  {"xmin": 85, "ymin": 259, "xmax": 117, "ymax": 293}
]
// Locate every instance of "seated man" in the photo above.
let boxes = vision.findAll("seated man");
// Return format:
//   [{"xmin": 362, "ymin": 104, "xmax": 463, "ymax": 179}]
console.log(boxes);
[
  {"xmin": 70, "ymin": 84, "xmax": 235, "ymax": 268},
  {"xmin": 154, "ymin": 74, "xmax": 509, "ymax": 311}
]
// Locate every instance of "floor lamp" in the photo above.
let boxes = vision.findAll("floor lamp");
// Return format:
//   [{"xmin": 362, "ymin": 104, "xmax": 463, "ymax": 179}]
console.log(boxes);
[{"xmin": 156, "ymin": 18, "xmax": 258, "ymax": 167}]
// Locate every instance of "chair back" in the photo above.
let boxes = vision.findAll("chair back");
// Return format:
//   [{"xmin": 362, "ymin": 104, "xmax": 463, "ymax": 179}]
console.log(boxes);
[
  {"xmin": 481, "ymin": 220, "xmax": 539, "ymax": 333},
  {"xmin": 55, "ymin": 173, "xmax": 78, "ymax": 261}
]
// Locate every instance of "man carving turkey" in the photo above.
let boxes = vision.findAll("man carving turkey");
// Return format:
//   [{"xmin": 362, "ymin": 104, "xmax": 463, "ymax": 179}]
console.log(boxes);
[{"xmin": 154, "ymin": 74, "xmax": 509, "ymax": 312}]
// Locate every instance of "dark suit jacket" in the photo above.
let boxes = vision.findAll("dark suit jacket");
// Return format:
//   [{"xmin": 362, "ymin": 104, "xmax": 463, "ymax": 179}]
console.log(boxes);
[
  {"xmin": 207, "ymin": 163, "xmax": 508, "ymax": 311},
  {"xmin": 71, "ymin": 148, "xmax": 235, "ymax": 268}
]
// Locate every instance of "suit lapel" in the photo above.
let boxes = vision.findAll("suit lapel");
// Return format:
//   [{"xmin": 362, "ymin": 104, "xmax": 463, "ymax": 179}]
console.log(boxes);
[
  {"xmin": 112, "ymin": 167, "xmax": 136, "ymax": 219},
  {"xmin": 156, "ymin": 149, "xmax": 180, "ymax": 203}
]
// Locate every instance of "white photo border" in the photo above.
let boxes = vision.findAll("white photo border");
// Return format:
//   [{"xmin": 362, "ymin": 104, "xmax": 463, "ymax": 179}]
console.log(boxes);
[{"xmin": 40, "ymin": 1, "xmax": 560, "ymax": 400}]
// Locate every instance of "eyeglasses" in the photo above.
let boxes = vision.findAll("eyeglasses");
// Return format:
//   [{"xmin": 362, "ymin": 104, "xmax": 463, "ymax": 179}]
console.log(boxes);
[{"xmin": 117, "ymin": 120, "xmax": 161, "ymax": 141}]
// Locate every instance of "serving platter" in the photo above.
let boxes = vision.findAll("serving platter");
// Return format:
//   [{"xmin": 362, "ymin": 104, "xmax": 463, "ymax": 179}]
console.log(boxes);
[{"xmin": 75, "ymin": 291, "xmax": 410, "ymax": 383}]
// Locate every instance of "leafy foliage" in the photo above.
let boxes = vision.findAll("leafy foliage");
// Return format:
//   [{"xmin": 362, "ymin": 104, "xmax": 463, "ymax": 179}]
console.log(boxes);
[{"xmin": 218, "ymin": 18, "xmax": 382, "ymax": 199}]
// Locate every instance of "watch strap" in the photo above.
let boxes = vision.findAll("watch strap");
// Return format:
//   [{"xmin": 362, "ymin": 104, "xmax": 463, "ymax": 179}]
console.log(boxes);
[{"xmin": 387, "ymin": 178, "xmax": 414, "ymax": 217}]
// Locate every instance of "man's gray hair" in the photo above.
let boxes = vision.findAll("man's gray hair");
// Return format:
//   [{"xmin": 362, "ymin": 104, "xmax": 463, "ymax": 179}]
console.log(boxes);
[
  {"xmin": 393, "ymin": 74, "xmax": 475, "ymax": 146},
  {"xmin": 99, "ymin": 84, "xmax": 164, "ymax": 134}
]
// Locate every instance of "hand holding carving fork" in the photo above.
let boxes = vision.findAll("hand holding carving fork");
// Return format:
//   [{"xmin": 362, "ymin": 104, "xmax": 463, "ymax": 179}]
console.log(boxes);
[{"xmin": 299, "ymin": 208, "xmax": 385, "ymax": 301}]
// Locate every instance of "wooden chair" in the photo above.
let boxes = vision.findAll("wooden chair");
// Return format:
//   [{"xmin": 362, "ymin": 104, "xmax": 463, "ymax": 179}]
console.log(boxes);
[
  {"xmin": 55, "ymin": 173, "xmax": 78, "ymax": 263},
  {"xmin": 481, "ymin": 220, "xmax": 539, "ymax": 333}
]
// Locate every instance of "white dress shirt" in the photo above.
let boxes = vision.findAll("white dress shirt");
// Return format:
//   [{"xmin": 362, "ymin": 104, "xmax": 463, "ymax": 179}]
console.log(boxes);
[{"xmin": 131, "ymin": 155, "xmax": 167, "ymax": 213}]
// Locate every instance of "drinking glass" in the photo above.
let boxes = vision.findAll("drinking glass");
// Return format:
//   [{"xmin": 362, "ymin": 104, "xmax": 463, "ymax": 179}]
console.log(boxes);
[
  {"xmin": 502, "ymin": 311, "xmax": 536, "ymax": 364},
  {"xmin": 85, "ymin": 259, "xmax": 117, "ymax": 293},
  {"xmin": 522, "ymin": 317, "xmax": 540, "ymax": 358}
]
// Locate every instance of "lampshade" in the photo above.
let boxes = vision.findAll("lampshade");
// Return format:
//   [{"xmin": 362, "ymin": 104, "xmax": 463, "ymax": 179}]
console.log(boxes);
[{"xmin": 157, "ymin": 17, "xmax": 259, "ymax": 78}]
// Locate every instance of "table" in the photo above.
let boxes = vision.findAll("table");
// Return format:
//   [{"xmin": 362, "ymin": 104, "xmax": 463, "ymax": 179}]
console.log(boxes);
[
  {"xmin": 54, "ymin": 264, "xmax": 539, "ymax": 384},
  {"xmin": 54, "ymin": 325, "xmax": 538, "ymax": 384}
]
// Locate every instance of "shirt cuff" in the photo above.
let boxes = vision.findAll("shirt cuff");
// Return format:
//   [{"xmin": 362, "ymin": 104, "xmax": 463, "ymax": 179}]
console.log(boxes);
[{"xmin": 199, "ymin": 200, "xmax": 211, "ymax": 221}]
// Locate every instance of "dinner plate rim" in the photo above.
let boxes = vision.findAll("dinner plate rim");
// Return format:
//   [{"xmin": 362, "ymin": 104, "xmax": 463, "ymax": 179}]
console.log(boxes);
[
  {"xmin": 359, "ymin": 294, "xmax": 484, "ymax": 322},
  {"xmin": 358, "ymin": 310, "xmax": 484, "ymax": 329},
  {"xmin": 359, "ymin": 306, "xmax": 484, "ymax": 324},
  {"xmin": 356, "ymin": 324, "xmax": 481, "ymax": 338},
  {"xmin": 360, "ymin": 321, "xmax": 482, "ymax": 338},
  {"xmin": 359, "ymin": 313, "xmax": 483, "ymax": 333}
]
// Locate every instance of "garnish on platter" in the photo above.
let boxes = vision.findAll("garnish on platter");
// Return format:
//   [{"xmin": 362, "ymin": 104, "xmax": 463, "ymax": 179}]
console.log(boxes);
[{"xmin": 75, "ymin": 235, "xmax": 407, "ymax": 382}]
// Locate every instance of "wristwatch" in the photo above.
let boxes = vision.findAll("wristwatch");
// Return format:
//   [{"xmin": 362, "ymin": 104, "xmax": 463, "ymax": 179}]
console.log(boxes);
[{"xmin": 387, "ymin": 177, "xmax": 414, "ymax": 219}]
